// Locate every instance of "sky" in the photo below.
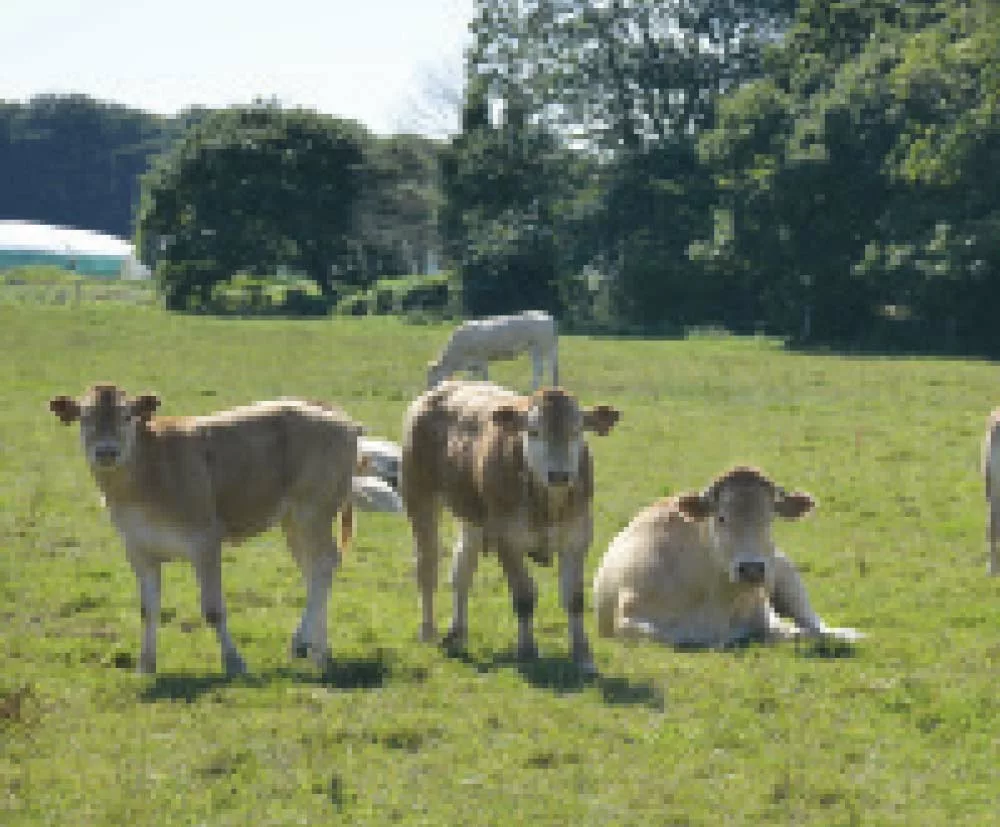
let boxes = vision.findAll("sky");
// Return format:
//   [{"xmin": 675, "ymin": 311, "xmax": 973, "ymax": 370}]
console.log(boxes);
[{"xmin": 0, "ymin": 0, "xmax": 472, "ymax": 137}]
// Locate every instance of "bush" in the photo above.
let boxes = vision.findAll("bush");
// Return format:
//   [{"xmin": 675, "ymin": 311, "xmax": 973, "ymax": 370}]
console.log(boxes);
[{"xmin": 335, "ymin": 273, "xmax": 453, "ymax": 317}]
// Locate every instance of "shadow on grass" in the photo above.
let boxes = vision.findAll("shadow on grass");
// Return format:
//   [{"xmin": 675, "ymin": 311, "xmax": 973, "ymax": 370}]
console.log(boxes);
[
  {"xmin": 663, "ymin": 635, "xmax": 862, "ymax": 660},
  {"xmin": 448, "ymin": 648, "xmax": 665, "ymax": 710},
  {"xmin": 139, "ymin": 648, "xmax": 426, "ymax": 703}
]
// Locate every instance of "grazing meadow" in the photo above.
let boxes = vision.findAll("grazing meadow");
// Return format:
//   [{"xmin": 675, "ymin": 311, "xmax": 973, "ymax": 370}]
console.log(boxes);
[{"xmin": 1, "ymin": 301, "xmax": 997, "ymax": 825}]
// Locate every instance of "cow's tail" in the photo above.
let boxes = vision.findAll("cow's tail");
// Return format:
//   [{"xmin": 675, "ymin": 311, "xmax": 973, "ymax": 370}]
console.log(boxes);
[
  {"xmin": 340, "ymin": 502, "xmax": 354, "ymax": 553},
  {"xmin": 340, "ymin": 452, "xmax": 371, "ymax": 553}
]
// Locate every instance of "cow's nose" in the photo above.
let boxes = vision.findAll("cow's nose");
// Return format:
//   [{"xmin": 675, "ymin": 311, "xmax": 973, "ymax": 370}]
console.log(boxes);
[
  {"xmin": 547, "ymin": 470, "xmax": 571, "ymax": 485},
  {"xmin": 94, "ymin": 445, "xmax": 120, "ymax": 465},
  {"xmin": 736, "ymin": 561, "xmax": 766, "ymax": 584}
]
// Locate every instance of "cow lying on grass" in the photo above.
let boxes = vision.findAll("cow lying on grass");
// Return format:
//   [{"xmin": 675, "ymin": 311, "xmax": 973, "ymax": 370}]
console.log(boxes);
[
  {"xmin": 50, "ymin": 384, "xmax": 365, "ymax": 675},
  {"xmin": 593, "ymin": 466, "xmax": 863, "ymax": 648},
  {"xmin": 401, "ymin": 379, "xmax": 620, "ymax": 672},
  {"xmin": 426, "ymin": 310, "xmax": 558, "ymax": 391}
]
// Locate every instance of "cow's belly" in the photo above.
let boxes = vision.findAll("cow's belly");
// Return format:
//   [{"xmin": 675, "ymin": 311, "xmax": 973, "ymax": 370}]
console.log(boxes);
[
  {"xmin": 484, "ymin": 512, "xmax": 590, "ymax": 565},
  {"xmin": 109, "ymin": 504, "xmax": 209, "ymax": 562}
]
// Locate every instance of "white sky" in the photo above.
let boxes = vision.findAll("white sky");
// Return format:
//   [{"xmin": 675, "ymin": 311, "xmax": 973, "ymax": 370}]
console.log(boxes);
[{"xmin": 0, "ymin": 0, "xmax": 472, "ymax": 136}]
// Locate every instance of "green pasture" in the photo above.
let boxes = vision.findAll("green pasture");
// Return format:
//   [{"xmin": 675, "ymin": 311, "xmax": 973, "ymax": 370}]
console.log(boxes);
[{"xmin": 1, "ymin": 304, "xmax": 996, "ymax": 825}]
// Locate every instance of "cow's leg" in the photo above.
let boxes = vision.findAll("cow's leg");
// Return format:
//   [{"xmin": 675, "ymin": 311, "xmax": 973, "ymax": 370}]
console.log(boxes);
[
  {"xmin": 550, "ymin": 339, "xmax": 559, "ymax": 387},
  {"xmin": 284, "ymin": 519, "xmax": 312, "ymax": 659},
  {"xmin": 478, "ymin": 361, "xmax": 490, "ymax": 381},
  {"xmin": 193, "ymin": 541, "xmax": 246, "ymax": 676},
  {"xmin": 989, "ymin": 496, "xmax": 999, "ymax": 576},
  {"xmin": 285, "ymin": 510, "xmax": 340, "ymax": 668},
  {"xmin": 443, "ymin": 523, "xmax": 481, "ymax": 651},
  {"xmin": 770, "ymin": 552, "xmax": 863, "ymax": 643},
  {"xmin": 531, "ymin": 345, "xmax": 543, "ymax": 391},
  {"xmin": 498, "ymin": 543, "xmax": 538, "ymax": 660},
  {"xmin": 128, "ymin": 550, "xmax": 161, "ymax": 674},
  {"xmin": 614, "ymin": 588, "xmax": 661, "ymax": 641},
  {"xmin": 410, "ymin": 504, "xmax": 441, "ymax": 642},
  {"xmin": 558, "ymin": 546, "xmax": 594, "ymax": 672}
]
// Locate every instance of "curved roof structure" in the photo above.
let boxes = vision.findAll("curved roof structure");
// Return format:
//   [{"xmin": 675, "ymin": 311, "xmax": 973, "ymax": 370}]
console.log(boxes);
[
  {"xmin": 0, "ymin": 220, "xmax": 135, "ymax": 256},
  {"xmin": 0, "ymin": 220, "xmax": 150, "ymax": 278}
]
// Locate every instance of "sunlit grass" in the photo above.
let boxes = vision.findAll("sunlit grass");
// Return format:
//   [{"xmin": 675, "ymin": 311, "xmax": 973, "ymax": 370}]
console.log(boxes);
[{"xmin": 1, "ymin": 305, "xmax": 997, "ymax": 825}]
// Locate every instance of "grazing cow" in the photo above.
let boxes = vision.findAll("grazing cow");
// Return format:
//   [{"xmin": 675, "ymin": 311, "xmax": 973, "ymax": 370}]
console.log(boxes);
[
  {"xmin": 593, "ymin": 466, "xmax": 863, "ymax": 648},
  {"xmin": 401, "ymin": 380, "xmax": 620, "ymax": 671},
  {"xmin": 49, "ymin": 384, "xmax": 364, "ymax": 675},
  {"xmin": 983, "ymin": 410, "xmax": 1000, "ymax": 576},
  {"xmin": 426, "ymin": 310, "xmax": 558, "ymax": 391}
]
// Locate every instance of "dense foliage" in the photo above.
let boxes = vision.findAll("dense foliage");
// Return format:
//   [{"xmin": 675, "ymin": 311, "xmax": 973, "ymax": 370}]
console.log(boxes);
[
  {"xmin": 447, "ymin": 0, "xmax": 1000, "ymax": 351},
  {"xmin": 0, "ymin": 95, "xmax": 184, "ymax": 238}
]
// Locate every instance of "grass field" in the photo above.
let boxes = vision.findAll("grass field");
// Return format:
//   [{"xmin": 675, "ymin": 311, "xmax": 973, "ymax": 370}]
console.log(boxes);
[{"xmin": 1, "ymin": 304, "xmax": 997, "ymax": 825}]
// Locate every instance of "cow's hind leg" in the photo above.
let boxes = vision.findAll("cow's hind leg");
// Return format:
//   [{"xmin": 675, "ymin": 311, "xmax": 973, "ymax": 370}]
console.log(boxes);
[
  {"xmin": 193, "ymin": 540, "xmax": 246, "ymax": 676},
  {"xmin": 409, "ymin": 502, "xmax": 442, "ymax": 643},
  {"xmin": 770, "ymin": 552, "xmax": 863, "ymax": 643},
  {"xmin": 284, "ymin": 508, "xmax": 340, "ymax": 668},
  {"xmin": 443, "ymin": 523, "xmax": 481, "ymax": 652}
]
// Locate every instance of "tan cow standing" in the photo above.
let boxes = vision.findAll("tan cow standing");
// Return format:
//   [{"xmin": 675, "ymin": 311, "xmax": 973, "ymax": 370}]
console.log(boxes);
[
  {"xmin": 400, "ymin": 380, "xmax": 620, "ymax": 672},
  {"xmin": 983, "ymin": 409, "xmax": 1000, "ymax": 576},
  {"xmin": 50, "ymin": 384, "xmax": 363, "ymax": 675},
  {"xmin": 593, "ymin": 466, "xmax": 863, "ymax": 648}
]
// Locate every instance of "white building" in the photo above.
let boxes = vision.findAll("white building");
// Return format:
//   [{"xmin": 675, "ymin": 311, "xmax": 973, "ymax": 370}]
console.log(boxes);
[{"xmin": 0, "ymin": 220, "xmax": 151, "ymax": 280}]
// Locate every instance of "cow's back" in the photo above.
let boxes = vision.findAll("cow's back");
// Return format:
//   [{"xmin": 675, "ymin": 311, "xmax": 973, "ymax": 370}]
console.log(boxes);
[
  {"xmin": 195, "ymin": 401, "xmax": 358, "ymax": 539},
  {"xmin": 594, "ymin": 498, "xmax": 712, "ymax": 634},
  {"xmin": 402, "ymin": 382, "xmax": 521, "ymax": 523}
]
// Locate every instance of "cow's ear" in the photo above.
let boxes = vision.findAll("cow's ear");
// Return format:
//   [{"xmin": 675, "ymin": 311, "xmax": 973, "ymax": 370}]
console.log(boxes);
[
  {"xmin": 775, "ymin": 490, "xmax": 815, "ymax": 520},
  {"xmin": 492, "ymin": 404, "xmax": 526, "ymax": 430},
  {"xmin": 583, "ymin": 404, "xmax": 621, "ymax": 436},
  {"xmin": 49, "ymin": 396, "xmax": 80, "ymax": 424},
  {"xmin": 676, "ymin": 492, "xmax": 712, "ymax": 521},
  {"xmin": 131, "ymin": 394, "xmax": 160, "ymax": 421}
]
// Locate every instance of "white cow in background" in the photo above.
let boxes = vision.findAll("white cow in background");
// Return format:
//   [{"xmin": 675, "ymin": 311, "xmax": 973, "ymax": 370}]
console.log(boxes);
[{"xmin": 427, "ymin": 310, "xmax": 558, "ymax": 391}]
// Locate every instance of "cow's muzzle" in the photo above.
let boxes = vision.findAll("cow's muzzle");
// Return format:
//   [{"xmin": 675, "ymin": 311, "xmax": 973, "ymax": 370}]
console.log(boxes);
[
  {"xmin": 93, "ymin": 445, "xmax": 121, "ymax": 466},
  {"xmin": 734, "ymin": 560, "xmax": 767, "ymax": 585}
]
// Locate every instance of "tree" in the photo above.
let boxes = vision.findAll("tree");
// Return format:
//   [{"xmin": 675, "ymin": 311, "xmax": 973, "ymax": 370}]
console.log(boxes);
[
  {"xmin": 700, "ymin": 0, "xmax": 1000, "ymax": 349},
  {"xmin": 455, "ymin": 0, "xmax": 794, "ymax": 329},
  {"xmin": 136, "ymin": 104, "xmax": 368, "ymax": 309},
  {"xmin": 441, "ymin": 82, "xmax": 573, "ymax": 315},
  {"xmin": 0, "ymin": 94, "xmax": 179, "ymax": 238},
  {"xmin": 357, "ymin": 134, "xmax": 444, "ymax": 280}
]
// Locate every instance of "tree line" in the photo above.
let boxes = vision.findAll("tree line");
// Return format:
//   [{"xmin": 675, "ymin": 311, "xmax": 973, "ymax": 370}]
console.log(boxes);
[
  {"xmin": 446, "ymin": 0, "xmax": 1000, "ymax": 352},
  {"xmin": 2, "ymin": 0, "xmax": 997, "ymax": 352}
]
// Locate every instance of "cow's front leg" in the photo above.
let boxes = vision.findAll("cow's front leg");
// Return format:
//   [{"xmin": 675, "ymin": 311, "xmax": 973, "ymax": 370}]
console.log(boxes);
[
  {"xmin": 770, "ymin": 552, "xmax": 864, "ymax": 643},
  {"xmin": 558, "ymin": 544, "xmax": 594, "ymax": 673},
  {"xmin": 128, "ymin": 550, "xmax": 161, "ymax": 674},
  {"xmin": 531, "ymin": 346, "xmax": 543, "ymax": 391},
  {"xmin": 193, "ymin": 542, "xmax": 246, "ymax": 676},
  {"xmin": 443, "ymin": 523, "xmax": 481, "ymax": 652},
  {"xmin": 498, "ymin": 543, "xmax": 538, "ymax": 660}
]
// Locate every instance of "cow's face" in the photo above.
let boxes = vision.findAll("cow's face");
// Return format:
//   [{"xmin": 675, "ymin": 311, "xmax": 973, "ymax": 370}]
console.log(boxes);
[
  {"xmin": 677, "ymin": 467, "xmax": 814, "ymax": 588},
  {"xmin": 49, "ymin": 384, "xmax": 160, "ymax": 471},
  {"xmin": 492, "ymin": 389, "xmax": 620, "ymax": 488}
]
